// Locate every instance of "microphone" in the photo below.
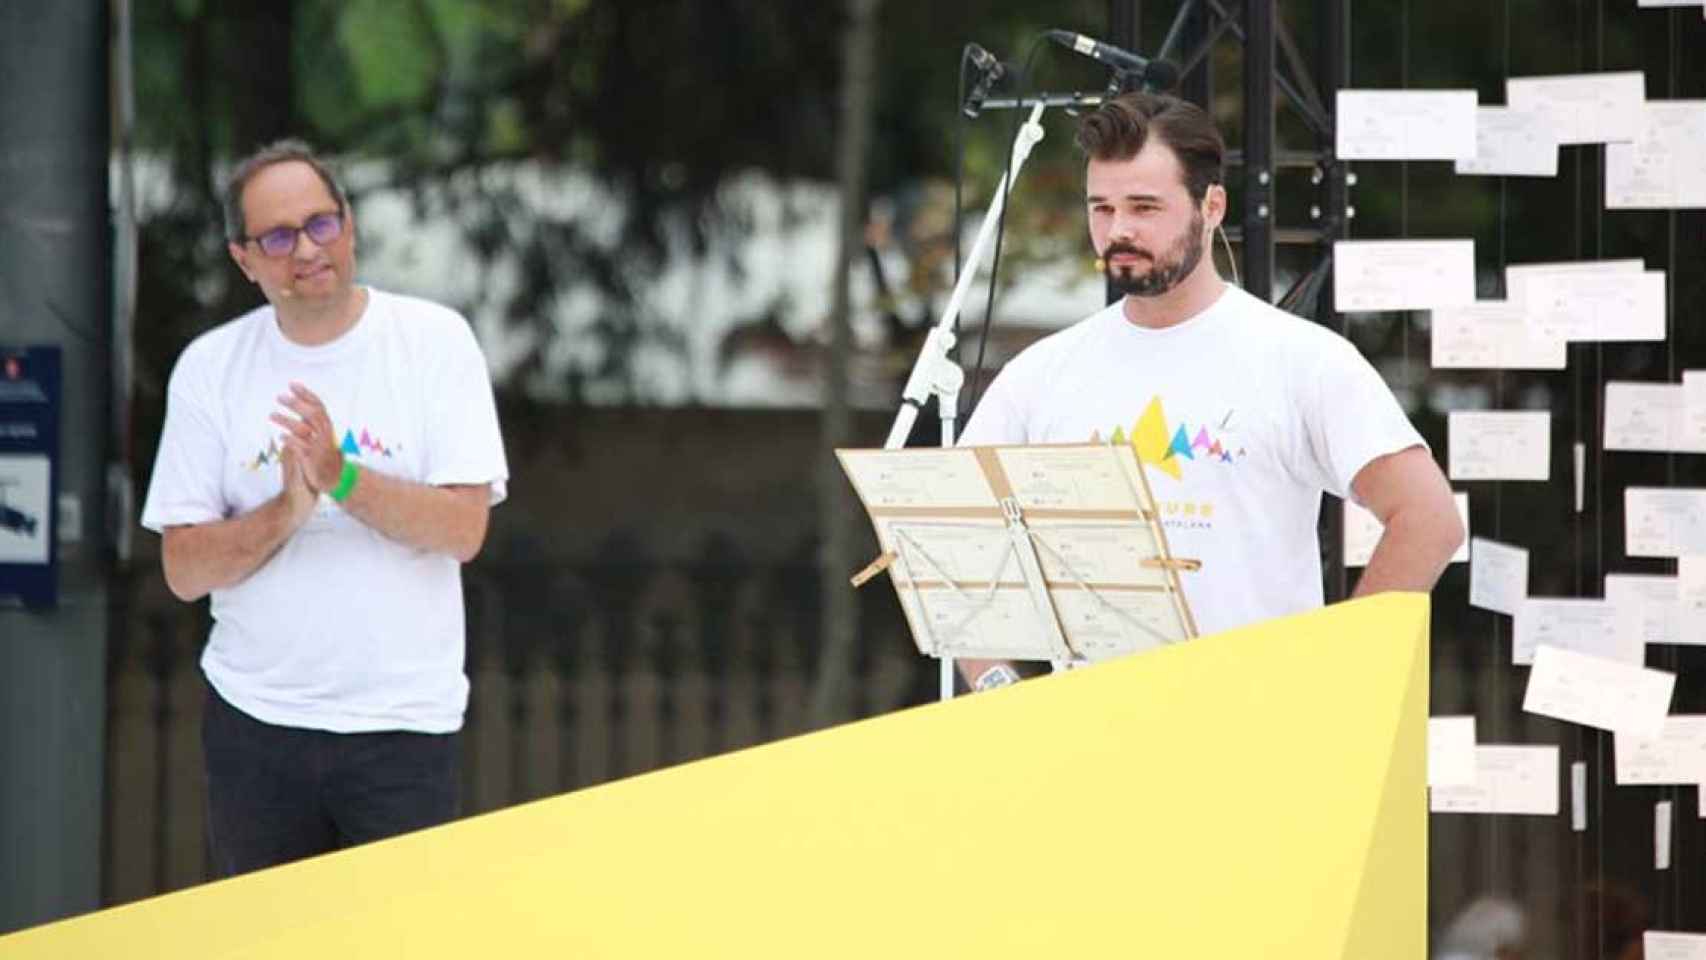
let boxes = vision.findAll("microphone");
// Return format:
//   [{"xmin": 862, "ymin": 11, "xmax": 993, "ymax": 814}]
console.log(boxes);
[
  {"xmin": 1046, "ymin": 30, "xmax": 1179, "ymax": 90},
  {"xmin": 961, "ymin": 42, "xmax": 1007, "ymax": 118}
]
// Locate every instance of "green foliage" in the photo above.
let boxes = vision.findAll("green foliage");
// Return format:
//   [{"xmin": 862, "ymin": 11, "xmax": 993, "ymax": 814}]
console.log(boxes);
[
  {"xmin": 130, "ymin": 0, "xmax": 1113, "ymax": 414},
  {"xmin": 336, "ymin": 1, "xmax": 441, "ymax": 108},
  {"xmin": 133, "ymin": 0, "xmax": 1699, "ymax": 420}
]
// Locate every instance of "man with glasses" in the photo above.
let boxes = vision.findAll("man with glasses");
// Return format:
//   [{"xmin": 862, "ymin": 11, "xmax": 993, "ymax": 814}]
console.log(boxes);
[{"xmin": 140, "ymin": 140, "xmax": 508, "ymax": 877}]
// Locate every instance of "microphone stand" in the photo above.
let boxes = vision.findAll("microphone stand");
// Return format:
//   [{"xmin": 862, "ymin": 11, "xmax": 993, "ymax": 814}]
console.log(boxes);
[
  {"xmin": 882, "ymin": 98, "xmax": 1048, "ymax": 700},
  {"xmin": 882, "ymin": 99, "xmax": 1049, "ymax": 451}
]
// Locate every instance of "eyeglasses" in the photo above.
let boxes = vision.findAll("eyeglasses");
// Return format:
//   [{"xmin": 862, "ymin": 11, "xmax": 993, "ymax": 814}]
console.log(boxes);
[{"xmin": 243, "ymin": 209, "xmax": 344, "ymax": 258}]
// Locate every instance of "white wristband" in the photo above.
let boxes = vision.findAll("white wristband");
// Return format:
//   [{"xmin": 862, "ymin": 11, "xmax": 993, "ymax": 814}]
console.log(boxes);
[{"xmin": 973, "ymin": 664, "xmax": 1020, "ymax": 692}]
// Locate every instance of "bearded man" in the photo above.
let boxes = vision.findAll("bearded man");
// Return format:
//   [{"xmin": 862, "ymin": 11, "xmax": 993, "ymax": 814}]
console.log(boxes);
[{"xmin": 956, "ymin": 92, "xmax": 1463, "ymax": 692}]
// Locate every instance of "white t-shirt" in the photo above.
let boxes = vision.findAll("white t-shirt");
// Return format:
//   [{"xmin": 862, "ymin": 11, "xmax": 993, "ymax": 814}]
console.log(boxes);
[
  {"xmin": 141, "ymin": 288, "xmax": 509, "ymax": 733},
  {"xmin": 960, "ymin": 284, "xmax": 1423, "ymax": 638}
]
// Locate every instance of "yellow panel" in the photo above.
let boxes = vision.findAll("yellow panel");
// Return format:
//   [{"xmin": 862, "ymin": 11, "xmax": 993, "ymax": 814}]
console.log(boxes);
[{"xmin": 1, "ymin": 593, "xmax": 1428, "ymax": 959}]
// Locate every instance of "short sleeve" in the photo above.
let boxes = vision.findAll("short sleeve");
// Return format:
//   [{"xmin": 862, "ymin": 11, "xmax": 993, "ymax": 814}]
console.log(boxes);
[
  {"xmin": 140, "ymin": 360, "xmax": 229, "ymax": 531},
  {"xmin": 422, "ymin": 318, "xmax": 509, "ymax": 504},
  {"xmin": 1298, "ymin": 334, "xmax": 1426, "ymax": 502}
]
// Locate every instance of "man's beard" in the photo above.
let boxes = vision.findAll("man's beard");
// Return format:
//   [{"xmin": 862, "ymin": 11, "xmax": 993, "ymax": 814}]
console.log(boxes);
[{"xmin": 1103, "ymin": 210, "xmax": 1206, "ymax": 298}]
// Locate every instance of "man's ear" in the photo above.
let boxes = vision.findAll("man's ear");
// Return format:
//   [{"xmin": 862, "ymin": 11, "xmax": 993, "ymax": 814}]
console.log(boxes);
[
  {"xmin": 1203, "ymin": 183, "xmax": 1228, "ymax": 231},
  {"xmin": 227, "ymin": 242, "xmax": 254, "ymax": 283}
]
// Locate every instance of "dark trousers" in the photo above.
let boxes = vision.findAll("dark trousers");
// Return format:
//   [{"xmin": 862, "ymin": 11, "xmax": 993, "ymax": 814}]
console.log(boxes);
[{"xmin": 202, "ymin": 682, "xmax": 460, "ymax": 878}]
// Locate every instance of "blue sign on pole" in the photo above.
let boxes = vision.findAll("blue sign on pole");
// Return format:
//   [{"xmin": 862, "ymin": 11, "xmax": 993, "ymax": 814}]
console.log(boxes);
[{"xmin": 0, "ymin": 346, "xmax": 60, "ymax": 608}]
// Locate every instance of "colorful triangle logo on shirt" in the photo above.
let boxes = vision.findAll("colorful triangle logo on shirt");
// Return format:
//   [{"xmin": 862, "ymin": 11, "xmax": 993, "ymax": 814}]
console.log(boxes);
[{"xmin": 340, "ymin": 429, "xmax": 361, "ymax": 456}]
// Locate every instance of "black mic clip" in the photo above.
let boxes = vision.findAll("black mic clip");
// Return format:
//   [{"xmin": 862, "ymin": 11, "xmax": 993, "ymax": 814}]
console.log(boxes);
[{"xmin": 961, "ymin": 42, "xmax": 1008, "ymax": 118}]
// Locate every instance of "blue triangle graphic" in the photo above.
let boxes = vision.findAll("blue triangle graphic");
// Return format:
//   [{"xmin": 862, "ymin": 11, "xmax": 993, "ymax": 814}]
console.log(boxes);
[
  {"xmin": 340, "ymin": 429, "xmax": 360, "ymax": 456},
  {"xmin": 1168, "ymin": 424, "xmax": 1195, "ymax": 461}
]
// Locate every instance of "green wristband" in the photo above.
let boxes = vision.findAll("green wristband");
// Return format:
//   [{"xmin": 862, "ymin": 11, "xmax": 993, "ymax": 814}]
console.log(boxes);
[{"xmin": 328, "ymin": 458, "xmax": 361, "ymax": 502}]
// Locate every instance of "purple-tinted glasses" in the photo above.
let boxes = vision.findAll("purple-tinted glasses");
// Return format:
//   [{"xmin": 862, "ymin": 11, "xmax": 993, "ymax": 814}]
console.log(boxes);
[{"xmin": 244, "ymin": 209, "xmax": 344, "ymax": 257}]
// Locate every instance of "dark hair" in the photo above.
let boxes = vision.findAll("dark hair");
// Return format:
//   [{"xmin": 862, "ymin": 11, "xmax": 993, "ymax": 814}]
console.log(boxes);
[
  {"xmin": 222, "ymin": 139, "xmax": 349, "ymax": 243},
  {"xmin": 1075, "ymin": 93, "xmax": 1225, "ymax": 203}
]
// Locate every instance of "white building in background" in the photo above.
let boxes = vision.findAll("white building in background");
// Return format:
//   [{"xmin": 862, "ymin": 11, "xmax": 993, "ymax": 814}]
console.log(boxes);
[
  {"xmin": 350, "ymin": 166, "xmax": 1107, "ymax": 409},
  {"xmin": 127, "ymin": 155, "xmax": 1107, "ymax": 408}
]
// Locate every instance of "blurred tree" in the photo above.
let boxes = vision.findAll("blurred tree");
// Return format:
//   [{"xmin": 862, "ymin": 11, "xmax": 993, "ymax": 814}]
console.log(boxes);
[
  {"xmin": 128, "ymin": 1, "xmax": 1114, "ymax": 422},
  {"xmin": 813, "ymin": 0, "xmax": 881, "ymax": 728}
]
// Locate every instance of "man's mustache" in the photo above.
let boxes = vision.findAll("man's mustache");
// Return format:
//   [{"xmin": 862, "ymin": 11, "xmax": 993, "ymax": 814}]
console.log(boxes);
[{"xmin": 1101, "ymin": 242, "xmax": 1153, "ymax": 261}]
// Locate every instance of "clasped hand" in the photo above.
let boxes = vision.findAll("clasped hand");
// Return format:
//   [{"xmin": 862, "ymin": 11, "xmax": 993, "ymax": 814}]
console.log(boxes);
[{"xmin": 268, "ymin": 382, "xmax": 345, "ymax": 495}]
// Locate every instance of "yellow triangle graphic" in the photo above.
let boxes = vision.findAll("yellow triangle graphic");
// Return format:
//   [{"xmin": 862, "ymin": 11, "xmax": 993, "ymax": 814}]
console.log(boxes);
[
  {"xmin": 0, "ymin": 596, "xmax": 1430, "ymax": 958},
  {"xmin": 1133, "ymin": 397, "xmax": 1182, "ymax": 480}
]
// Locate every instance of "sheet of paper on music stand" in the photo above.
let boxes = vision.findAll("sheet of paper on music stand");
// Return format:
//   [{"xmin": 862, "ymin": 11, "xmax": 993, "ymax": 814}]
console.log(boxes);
[
  {"xmin": 1449, "ymin": 411, "xmax": 1550, "ymax": 481},
  {"xmin": 1605, "ymin": 573, "xmax": 1681, "ymax": 647},
  {"xmin": 1505, "ymin": 258, "xmax": 1643, "ymax": 313},
  {"xmin": 1335, "ymin": 89, "xmax": 1478, "ymax": 160},
  {"xmin": 1505, "ymin": 71, "xmax": 1645, "ymax": 144},
  {"xmin": 876, "ymin": 518, "xmax": 1009, "ymax": 577},
  {"xmin": 1522, "ymin": 644, "xmax": 1674, "ymax": 738},
  {"xmin": 1625, "ymin": 488, "xmax": 1706, "ymax": 557},
  {"xmin": 1428, "ymin": 716, "xmax": 1478, "ymax": 787},
  {"xmin": 994, "ymin": 446, "xmax": 1144, "ymax": 512},
  {"xmin": 1513, "ymin": 598, "xmax": 1643, "ymax": 666},
  {"xmin": 1344, "ymin": 492, "xmax": 1469, "ymax": 567},
  {"xmin": 875, "ymin": 519, "xmax": 1075, "ymax": 661},
  {"xmin": 1604, "ymin": 382, "xmax": 1706, "ymax": 453},
  {"xmin": 1606, "ymin": 101, "xmax": 1706, "ymax": 208},
  {"xmin": 1429, "ymin": 744, "xmax": 1558, "ymax": 815},
  {"xmin": 838, "ymin": 444, "xmax": 1194, "ymax": 664},
  {"xmin": 1470, "ymin": 537, "xmax": 1529, "ymax": 615},
  {"xmin": 839, "ymin": 448, "xmax": 998, "ymax": 508},
  {"xmin": 1646, "ymin": 932, "xmax": 1706, "ymax": 960},
  {"xmin": 1454, "ymin": 107, "xmax": 1560, "ymax": 177},
  {"xmin": 1614, "ymin": 715, "xmax": 1706, "ymax": 785},
  {"xmin": 889, "ymin": 584, "xmax": 1057, "ymax": 662},
  {"xmin": 1332, "ymin": 239, "xmax": 1475, "ymax": 313},
  {"xmin": 1027, "ymin": 518, "xmax": 1171, "ymax": 588},
  {"xmin": 1429, "ymin": 300, "xmax": 1566, "ymax": 369},
  {"xmin": 1523, "ymin": 270, "xmax": 1665, "ymax": 342},
  {"xmin": 1048, "ymin": 589, "xmax": 1187, "ymax": 661}
]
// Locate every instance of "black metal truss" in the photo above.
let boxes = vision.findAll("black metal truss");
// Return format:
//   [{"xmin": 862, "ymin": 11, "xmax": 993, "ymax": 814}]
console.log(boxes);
[{"xmin": 1110, "ymin": 0, "xmax": 1350, "ymax": 318}]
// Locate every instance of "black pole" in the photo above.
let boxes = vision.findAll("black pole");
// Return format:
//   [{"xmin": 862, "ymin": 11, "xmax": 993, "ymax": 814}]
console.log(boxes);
[
  {"xmin": 1108, "ymin": 0, "xmax": 1142, "ymax": 57},
  {"xmin": 1320, "ymin": 0, "xmax": 1350, "ymax": 260},
  {"xmin": 0, "ymin": 0, "xmax": 112, "ymax": 933},
  {"xmin": 1106, "ymin": 0, "xmax": 1141, "ymax": 306},
  {"xmin": 1242, "ymin": 0, "xmax": 1276, "ymax": 300},
  {"xmin": 1178, "ymin": 1, "xmax": 1214, "ymax": 109},
  {"xmin": 1318, "ymin": 0, "xmax": 1351, "ymax": 603}
]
